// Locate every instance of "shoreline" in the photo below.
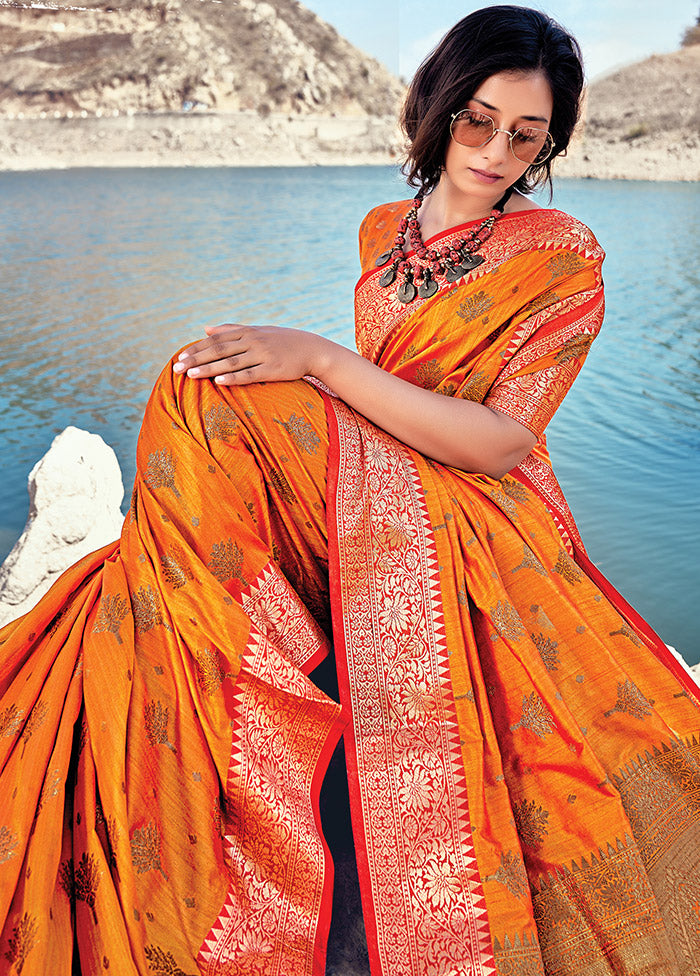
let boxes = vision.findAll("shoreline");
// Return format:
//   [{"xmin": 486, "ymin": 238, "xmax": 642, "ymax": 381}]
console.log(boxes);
[{"xmin": 1, "ymin": 112, "xmax": 699, "ymax": 180}]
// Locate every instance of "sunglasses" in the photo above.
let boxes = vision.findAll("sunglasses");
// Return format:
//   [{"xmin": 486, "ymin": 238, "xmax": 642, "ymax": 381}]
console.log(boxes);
[{"xmin": 450, "ymin": 109, "xmax": 554, "ymax": 165}]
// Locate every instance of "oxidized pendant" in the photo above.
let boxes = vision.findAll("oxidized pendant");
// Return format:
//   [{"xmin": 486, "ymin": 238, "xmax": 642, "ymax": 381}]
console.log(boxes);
[
  {"xmin": 375, "ymin": 250, "xmax": 393, "ymax": 267},
  {"xmin": 418, "ymin": 279, "xmax": 438, "ymax": 299},
  {"xmin": 461, "ymin": 253, "xmax": 485, "ymax": 272},
  {"xmin": 397, "ymin": 280, "xmax": 417, "ymax": 303},
  {"xmin": 379, "ymin": 266, "xmax": 397, "ymax": 287},
  {"xmin": 445, "ymin": 264, "xmax": 465, "ymax": 283}
]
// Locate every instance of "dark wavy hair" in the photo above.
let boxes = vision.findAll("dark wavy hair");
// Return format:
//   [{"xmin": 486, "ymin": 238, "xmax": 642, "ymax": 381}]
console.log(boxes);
[{"xmin": 400, "ymin": 6, "xmax": 584, "ymax": 197}]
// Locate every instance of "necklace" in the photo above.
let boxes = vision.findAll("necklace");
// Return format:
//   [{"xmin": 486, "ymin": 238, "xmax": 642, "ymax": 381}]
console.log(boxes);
[{"xmin": 375, "ymin": 192, "xmax": 502, "ymax": 304}]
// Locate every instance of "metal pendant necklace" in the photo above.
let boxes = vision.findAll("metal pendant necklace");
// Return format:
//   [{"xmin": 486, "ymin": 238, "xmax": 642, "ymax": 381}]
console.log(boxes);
[{"xmin": 375, "ymin": 191, "xmax": 502, "ymax": 304}]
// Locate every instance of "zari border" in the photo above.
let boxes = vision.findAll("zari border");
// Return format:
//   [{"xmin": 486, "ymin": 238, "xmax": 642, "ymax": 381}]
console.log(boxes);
[
  {"xmin": 323, "ymin": 391, "xmax": 496, "ymax": 976},
  {"xmin": 198, "ymin": 563, "xmax": 345, "ymax": 976}
]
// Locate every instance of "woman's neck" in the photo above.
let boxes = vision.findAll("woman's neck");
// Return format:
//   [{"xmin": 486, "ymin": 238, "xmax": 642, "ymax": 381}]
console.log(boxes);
[{"xmin": 418, "ymin": 182, "xmax": 502, "ymax": 240}]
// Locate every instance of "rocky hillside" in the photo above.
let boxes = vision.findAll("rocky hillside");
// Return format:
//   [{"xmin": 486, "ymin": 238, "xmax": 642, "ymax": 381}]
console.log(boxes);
[
  {"xmin": 0, "ymin": 0, "xmax": 403, "ymax": 118},
  {"xmin": 556, "ymin": 45, "xmax": 700, "ymax": 180}
]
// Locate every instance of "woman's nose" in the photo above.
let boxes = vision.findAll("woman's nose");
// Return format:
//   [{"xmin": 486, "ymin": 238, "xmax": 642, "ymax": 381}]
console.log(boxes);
[{"xmin": 480, "ymin": 129, "xmax": 511, "ymax": 164}]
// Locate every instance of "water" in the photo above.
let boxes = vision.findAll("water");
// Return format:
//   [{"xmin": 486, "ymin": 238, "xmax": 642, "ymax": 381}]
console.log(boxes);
[{"xmin": 0, "ymin": 168, "xmax": 698, "ymax": 659}]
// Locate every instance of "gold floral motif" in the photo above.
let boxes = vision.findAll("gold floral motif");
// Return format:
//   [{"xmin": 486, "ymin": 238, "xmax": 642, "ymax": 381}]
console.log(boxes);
[
  {"xmin": 0, "ymin": 825, "xmax": 18, "ymax": 864},
  {"xmin": 609, "ymin": 622, "xmax": 642, "ymax": 647},
  {"xmin": 92, "ymin": 593, "xmax": 130, "ymax": 644},
  {"xmin": 58, "ymin": 857, "xmax": 74, "ymax": 898},
  {"xmin": 3, "ymin": 911, "xmax": 38, "ymax": 974},
  {"xmin": 531, "ymin": 633, "xmax": 559, "ymax": 671},
  {"xmin": 460, "ymin": 369, "xmax": 491, "ymax": 403},
  {"xmin": 521, "ymin": 289, "xmax": 560, "ymax": 317},
  {"xmin": 551, "ymin": 549, "xmax": 582, "ymax": 585},
  {"xmin": 415, "ymin": 359, "xmax": 444, "ymax": 389},
  {"xmin": 203, "ymin": 402, "xmax": 239, "ymax": 442},
  {"xmin": 513, "ymin": 798, "xmax": 550, "ymax": 850},
  {"xmin": 145, "ymin": 448, "xmax": 181, "ymax": 497},
  {"xmin": 501, "ymin": 478, "xmax": 529, "ymax": 502},
  {"xmin": 130, "ymin": 822, "xmax": 168, "ymax": 879},
  {"xmin": 545, "ymin": 251, "xmax": 585, "ymax": 284},
  {"xmin": 144, "ymin": 700, "xmax": 177, "ymax": 753},
  {"xmin": 20, "ymin": 700, "xmax": 48, "ymax": 756},
  {"xmin": 160, "ymin": 544, "xmax": 194, "ymax": 590},
  {"xmin": 274, "ymin": 413, "xmax": 320, "ymax": 454},
  {"xmin": 145, "ymin": 449, "xmax": 200, "ymax": 525},
  {"xmin": 489, "ymin": 488, "xmax": 518, "ymax": 520},
  {"xmin": 398, "ymin": 342, "xmax": 419, "ymax": 366},
  {"xmin": 512, "ymin": 544, "xmax": 547, "ymax": 577},
  {"xmin": 604, "ymin": 679, "xmax": 654, "ymax": 720},
  {"xmin": 207, "ymin": 539, "xmax": 248, "ymax": 587},
  {"xmin": 143, "ymin": 945, "xmax": 197, "ymax": 976},
  {"xmin": 456, "ymin": 290, "xmax": 495, "ymax": 322},
  {"xmin": 493, "ymin": 932, "xmax": 544, "ymax": 976},
  {"xmin": 74, "ymin": 852, "xmax": 102, "ymax": 925},
  {"xmin": 36, "ymin": 768, "xmax": 61, "ymax": 818},
  {"xmin": 131, "ymin": 585, "xmax": 172, "ymax": 635},
  {"xmin": 554, "ymin": 334, "xmax": 593, "ymax": 365},
  {"xmin": 195, "ymin": 647, "xmax": 225, "ymax": 696},
  {"xmin": 510, "ymin": 693, "xmax": 555, "ymax": 739},
  {"xmin": 492, "ymin": 600, "xmax": 526, "ymax": 641},
  {"xmin": 0, "ymin": 704, "xmax": 24, "ymax": 738},
  {"xmin": 268, "ymin": 467, "xmax": 297, "ymax": 504},
  {"xmin": 485, "ymin": 849, "xmax": 530, "ymax": 899}
]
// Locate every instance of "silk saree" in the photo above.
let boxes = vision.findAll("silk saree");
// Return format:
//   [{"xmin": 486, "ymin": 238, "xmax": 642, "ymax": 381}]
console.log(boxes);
[{"xmin": 1, "ymin": 203, "xmax": 699, "ymax": 976}]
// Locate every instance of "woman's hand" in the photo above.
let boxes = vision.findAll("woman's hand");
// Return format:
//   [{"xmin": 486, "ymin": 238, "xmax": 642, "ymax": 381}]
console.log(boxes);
[{"xmin": 173, "ymin": 323, "xmax": 330, "ymax": 385}]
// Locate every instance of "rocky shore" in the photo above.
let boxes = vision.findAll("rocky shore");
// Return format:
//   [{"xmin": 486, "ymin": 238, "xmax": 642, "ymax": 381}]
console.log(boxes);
[{"xmin": 0, "ymin": 110, "xmax": 402, "ymax": 169}]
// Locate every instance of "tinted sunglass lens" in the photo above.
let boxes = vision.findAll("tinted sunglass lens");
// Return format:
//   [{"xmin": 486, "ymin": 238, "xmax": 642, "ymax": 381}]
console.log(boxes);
[
  {"xmin": 512, "ymin": 128, "xmax": 551, "ymax": 164},
  {"xmin": 451, "ymin": 111, "xmax": 493, "ymax": 147}
]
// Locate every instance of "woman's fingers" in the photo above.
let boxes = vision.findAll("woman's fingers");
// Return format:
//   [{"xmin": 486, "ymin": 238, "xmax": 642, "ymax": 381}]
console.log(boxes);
[{"xmin": 173, "ymin": 325, "xmax": 247, "ymax": 373}]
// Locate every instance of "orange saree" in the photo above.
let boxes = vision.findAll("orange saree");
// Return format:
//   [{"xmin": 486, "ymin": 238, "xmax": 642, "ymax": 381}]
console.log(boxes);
[{"xmin": 1, "ymin": 202, "xmax": 699, "ymax": 976}]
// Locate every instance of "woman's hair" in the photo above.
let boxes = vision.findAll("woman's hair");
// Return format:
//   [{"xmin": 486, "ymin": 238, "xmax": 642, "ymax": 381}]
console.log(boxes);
[{"xmin": 400, "ymin": 5, "xmax": 584, "ymax": 196}]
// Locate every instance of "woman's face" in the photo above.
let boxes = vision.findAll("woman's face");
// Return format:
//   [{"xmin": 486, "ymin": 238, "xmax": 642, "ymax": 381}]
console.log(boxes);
[{"xmin": 441, "ymin": 69, "xmax": 554, "ymax": 208}]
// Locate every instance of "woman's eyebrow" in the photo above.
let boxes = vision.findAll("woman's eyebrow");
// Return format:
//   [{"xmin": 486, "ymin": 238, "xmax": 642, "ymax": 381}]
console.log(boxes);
[{"xmin": 470, "ymin": 96, "xmax": 549, "ymax": 124}]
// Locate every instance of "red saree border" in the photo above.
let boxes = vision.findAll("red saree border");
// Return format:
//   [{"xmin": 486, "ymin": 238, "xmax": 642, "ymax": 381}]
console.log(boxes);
[
  {"xmin": 513, "ymin": 464, "xmax": 700, "ymax": 705},
  {"xmin": 198, "ymin": 561, "xmax": 346, "ymax": 976},
  {"xmin": 322, "ymin": 390, "xmax": 496, "ymax": 976}
]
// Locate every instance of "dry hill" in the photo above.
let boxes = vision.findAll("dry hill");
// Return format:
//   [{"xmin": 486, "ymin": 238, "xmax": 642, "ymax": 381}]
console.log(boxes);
[
  {"xmin": 558, "ymin": 45, "xmax": 700, "ymax": 180},
  {"xmin": 0, "ymin": 0, "xmax": 403, "ymax": 117}
]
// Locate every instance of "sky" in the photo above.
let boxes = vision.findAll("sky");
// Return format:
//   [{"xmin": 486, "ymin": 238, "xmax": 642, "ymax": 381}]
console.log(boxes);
[{"xmin": 301, "ymin": 0, "xmax": 699, "ymax": 81}]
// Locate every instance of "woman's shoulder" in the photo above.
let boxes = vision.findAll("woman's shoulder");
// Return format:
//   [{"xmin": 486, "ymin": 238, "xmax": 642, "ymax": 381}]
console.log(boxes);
[
  {"xmin": 503, "ymin": 204, "xmax": 605, "ymax": 262},
  {"xmin": 358, "ymin": 199, "xmax": 411, "ymax": 269}
]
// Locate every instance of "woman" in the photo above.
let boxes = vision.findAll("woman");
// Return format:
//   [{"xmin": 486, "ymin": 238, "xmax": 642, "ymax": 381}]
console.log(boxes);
[{"xmin": 1, "ymin": 6, "xmax": 699, "ymax": 975}]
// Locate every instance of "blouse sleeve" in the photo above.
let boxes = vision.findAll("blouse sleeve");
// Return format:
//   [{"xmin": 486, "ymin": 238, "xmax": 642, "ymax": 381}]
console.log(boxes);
[{"xmin": 484, "ymin": 243, "xmax": 605, "ymax": 440}]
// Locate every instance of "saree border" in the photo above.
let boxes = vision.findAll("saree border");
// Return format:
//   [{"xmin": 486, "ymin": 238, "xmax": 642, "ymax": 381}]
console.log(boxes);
[
  {"xmin": 323, "ymin": 391, "xmax": 496, "ymax": 976},
  {"xmin": 198, "ymin": 563, "xmax": 346, "ymax": 976}
]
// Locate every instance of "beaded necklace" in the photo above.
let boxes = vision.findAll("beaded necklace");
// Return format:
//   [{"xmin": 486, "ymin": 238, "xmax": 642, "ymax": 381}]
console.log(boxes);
[{"xmin": 375, "ymin": 191, "xmax": 502, "ymax": 304}]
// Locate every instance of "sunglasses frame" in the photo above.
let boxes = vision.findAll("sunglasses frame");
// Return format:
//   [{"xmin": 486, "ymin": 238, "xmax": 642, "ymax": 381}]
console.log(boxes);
[{"xmin": 449, "ymin": 109, "xmax": 554, "ymax": 166}]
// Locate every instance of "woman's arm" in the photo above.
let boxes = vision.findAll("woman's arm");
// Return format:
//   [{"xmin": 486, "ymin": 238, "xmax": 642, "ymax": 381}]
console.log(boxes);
[{"xmin": 173, "ymin": 324, "xmax": 536, "ymax": 479}]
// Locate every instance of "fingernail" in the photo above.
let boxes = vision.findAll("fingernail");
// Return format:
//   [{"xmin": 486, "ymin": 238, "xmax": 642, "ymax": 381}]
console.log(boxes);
[
  {"xmin": 173, "ymin": 362, "xmax": 184, "ymax": 373},
  {"xmin": 178, "ymin": 352, "xmax": 189, "ymax": 361},
  {"xmin": 188, "ymin": 367, "xmax": 200, "ymax": 377}
]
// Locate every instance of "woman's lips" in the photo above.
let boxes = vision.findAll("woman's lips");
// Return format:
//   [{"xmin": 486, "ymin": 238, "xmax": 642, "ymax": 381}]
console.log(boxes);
[{"xmin": 469, "ymin": 168, "xmax": 503, "ymax": 184}]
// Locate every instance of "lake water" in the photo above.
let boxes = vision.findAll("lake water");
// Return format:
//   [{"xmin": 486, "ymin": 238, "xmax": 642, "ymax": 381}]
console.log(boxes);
[{"xmin": 0, "ymin": 167, "xmax": 698, "ymax": 660}]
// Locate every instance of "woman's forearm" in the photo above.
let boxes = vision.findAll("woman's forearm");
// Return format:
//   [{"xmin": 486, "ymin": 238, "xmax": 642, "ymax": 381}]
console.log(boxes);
[
  {"xmin": 311, "ymin": 336, "xmax": 536, "ymax": 479},
  {"xmin": 173, "ymin": 325, "xmax": 536, "ymax": 478}
]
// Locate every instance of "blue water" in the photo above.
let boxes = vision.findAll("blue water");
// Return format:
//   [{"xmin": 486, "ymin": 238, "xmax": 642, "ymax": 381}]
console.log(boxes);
[{"xmin": 0, "ymin": 168, "xmax": 698, "ymax": 659}]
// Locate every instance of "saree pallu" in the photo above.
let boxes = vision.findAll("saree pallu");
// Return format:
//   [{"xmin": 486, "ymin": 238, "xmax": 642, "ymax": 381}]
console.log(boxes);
[{"xmin": 1, "ymin": 204, "xmax": 699, "ymax": 976}]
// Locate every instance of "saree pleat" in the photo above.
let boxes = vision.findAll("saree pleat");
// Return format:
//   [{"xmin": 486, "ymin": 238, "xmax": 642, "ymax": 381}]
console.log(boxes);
[{"xmin": 1, "ymin": 202, "xmax": 699, "ymax": 976}]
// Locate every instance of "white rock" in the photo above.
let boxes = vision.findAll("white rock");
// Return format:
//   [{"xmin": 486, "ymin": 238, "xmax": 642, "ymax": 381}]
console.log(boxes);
[{"xmin": 0, "ymin": 427, "xmax": 124, "ymax": 627}]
